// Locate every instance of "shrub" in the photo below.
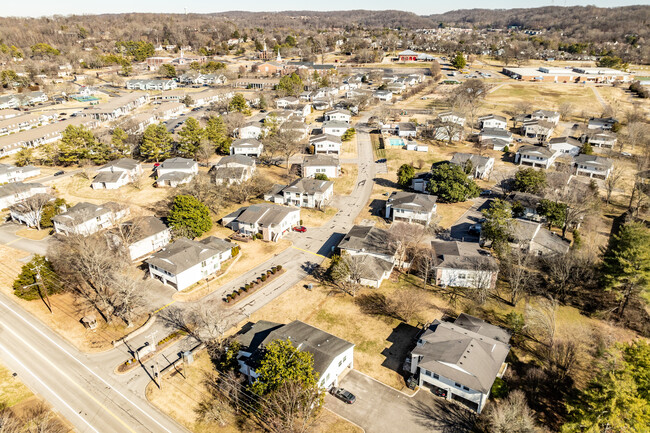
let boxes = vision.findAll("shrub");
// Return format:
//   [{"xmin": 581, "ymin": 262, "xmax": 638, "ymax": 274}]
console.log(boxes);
[
  {"xmin": 276, "ymin": 265, "xmax": 283, "ymax": 271},
  {"xmin": 242, "ymin": 286, "xmax": 249, "ymax": 292},
  {"xmin": 503, "ymin": 145, "xmax": 509, "ymax": 153},
  {"xmin": 261, "ymin": 275, "xmax": 267, "ymax": 282},
  {"xmin": 232, "ymin": 246, "xmax": 240, "ymax": 256},
  {"xmin": 491, "ymin": 377, "xmax": 509, "ymax": 399},
  {"xmin": 245, "ymin": 283, "xmax": 250, "ymax": 290}
]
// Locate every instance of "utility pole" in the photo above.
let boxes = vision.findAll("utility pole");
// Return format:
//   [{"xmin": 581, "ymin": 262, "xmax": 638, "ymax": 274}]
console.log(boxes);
[
  {"xmin": 145, "ymin": 330, "xmax": 158, "ymax": 350},
  {"xmin": 32, "ymin": 264, "xmax": 53, "ymax": 314}
]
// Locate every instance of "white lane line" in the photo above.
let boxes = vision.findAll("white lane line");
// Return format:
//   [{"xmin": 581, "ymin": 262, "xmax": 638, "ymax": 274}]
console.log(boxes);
[
  {"xmin": 0, "ymin": 297, "xmax": 177, "ymax": 433},
  {"xmin": 0, "ymin": 341, "xmax": 100, "ymax": 433}
]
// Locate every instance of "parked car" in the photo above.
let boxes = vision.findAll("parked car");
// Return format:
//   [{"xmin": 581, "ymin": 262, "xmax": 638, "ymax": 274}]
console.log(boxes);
[
  {"xmin": 332, "ymin": 387, "xmax": 356, "ymax": 404},
  {"xmin": 433, "ymin": 387, "xmax": 448, "ymax": 398},
  {"xmin": 468, "ymin": 223, "xmax": 482, "ymax": 236},
  {"xmin": 153, "ymin": 162, "xmax": 161, "ymax": 168},
  {"xmin": 293, "ymin": 226, "xmax": 307, "ymax": 233},
  {"xmin": 53, "ymin": 170, "xmax": 64, "ymax": 176},
  {"xmin": 480, "ymin": 189, "xmax": 495, "ymax": 197},
  {"xmin": 376, "ymin": 158, "xmax": 387, "ymax": 163}
]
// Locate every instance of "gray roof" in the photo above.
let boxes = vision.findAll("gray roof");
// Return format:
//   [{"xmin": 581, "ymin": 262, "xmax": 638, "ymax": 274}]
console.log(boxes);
[
  {"xmin": 159, "ymin": 157, "xmax": 196, "ymax": 170},
  {"xmin": 507, "ymin": 191, "xmax": 542, "ymax": 209},
  {"xmin": 387, "ymin": 191, "xmax": 437, "ymax": 213},
  {"xmin": 573, "ymin": 154, "xmax": 613, "ymax": 170},
  {"xmin": 325, "ymin": 109, "xmax": 352, "ymax": 117},
  {"xmin": 52, "ymin": 201, "xmax": 124, "ymax": 226},
  {"xmin": 510, "ymin": 219, "xmax": 570, "ymax": 255},
  {"xmin": 449, "ymin": 153, "xmax": 492, "ymax": 170},
  {"xmin": 431, "ymin": 240, "xmax": 498, "ymax": 272},
  {"xmin": 115, "ymin": 216, "xmax": 168, "ymax": 243},
  {"xmin": 231, "ymin": 138, "xmax": 262, "ymax": 149},
  {"xmin": 356, "ymin": 255, "xmax": 395, "ymax": 281},
  {"xmin": 412, "ymin": 316, "xmax": 510, "ymax": 393},
  {"xmin": 481, "ymin": 128, "xmax": 512, "ymax": 138},
  {"xmin": 0, "ymin": 182, "xmax": 44, "ymax": 199},
  {"xmin": 322, "ymin": 120, "xmax": 350, "ymax": 130},
  {"xmin": 517, "ymin": 145, "xmax": 554, "ymax": 158},
  {"xmin": 338, "ymin": 225, "xmax": 396, "ymax": 257},
  {"xmin": 100, "ymin": 158, "xmax": 140, "ymax": 171},
  {"xmin": 157, "ymin": 172, "xmax": 193, "ymax": 183},
  {"xmin": 479, "ymin": 114, "xmax": 507, "ymax": 123},
  {"xmin": 309, "ymin": 133, "xmax": 342, "ymax": 144},
  {"xmin": 238, "ymin": 320, "xmax": 354, "ymax": 377},
  {"xmin": 549, "ymin": 136, "xmax": 581, "ymax": 147},
  {"xmin": 216, "ymin": 154, "xmax": 255, "ymax": 168},
  {"xmin": 232, "ymin": 203, "xmax": 297, "ymax": 228},
  {"xmin": 302, "ymin": 154, "xmax": 340, "ymax": 168},
  {"xmin": 92, "ymin": 171, "xmax": 127, "ymax": 184},
  {"xmin": 146, "ymin": 236, "xmax": 232, "ymax": 274},
  {"xmin": 212, "ymin": 166, "xmax": 247, "ymax": 181},
  {"xmin": 282, "ymin": 178, "xmax": 333, "ymax": 195}
]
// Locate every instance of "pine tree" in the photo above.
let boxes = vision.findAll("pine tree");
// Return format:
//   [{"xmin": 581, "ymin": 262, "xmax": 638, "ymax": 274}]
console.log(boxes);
[
  {"xmin": 111, "ymin": 127, "xmax": 130, "ymax": 155},
  {"xmin": 140, "ymin": 123, "xmax": 173, "ymax": 162},
  {"xmin": 177, "ymin": 117, "xmax": 204, "ymax": 157},
  {"xmin": 205, "ymin": 116, "xmax": 230, "ymax": 154},
  {"xmin": 167, "ymin": 195, "xmax": 213, "ymax": 238}
]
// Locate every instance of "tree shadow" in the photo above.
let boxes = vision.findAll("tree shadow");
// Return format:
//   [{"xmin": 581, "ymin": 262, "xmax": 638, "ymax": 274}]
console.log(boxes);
[
  {"xmin": 408, "ymin": 398, "xmax": 480, "ymax": 433},
  {"xmin": 373, "ymin": 177, "xmax": 401, "ymax": 189},
  {"xmin": 381, "ymin": 322, "xmax": 421, "ymax": 372}
]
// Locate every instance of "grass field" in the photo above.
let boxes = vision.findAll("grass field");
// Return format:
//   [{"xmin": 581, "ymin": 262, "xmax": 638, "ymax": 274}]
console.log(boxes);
[
  {"xmin": 0, "ymin": 363, "xmax": 33, "ymax": 407},
  {"xmin": 333, "ymin": 164, "xmax": 358, "ymax": 196},
  {"xmin": 301, "ymin": 206, "xmax": 338, "ymax": 227}
]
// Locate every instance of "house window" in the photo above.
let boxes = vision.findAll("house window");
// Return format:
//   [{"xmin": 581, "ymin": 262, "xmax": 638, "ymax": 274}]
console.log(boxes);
[
  {"xmin": 463, "ymin": 386, "xmax": 470, "ymax": 391},
  {"xmin": 455, "ymin": 382, "xmax": 461, "ymax": 388},
  {"xmin": 433, "ymin": 373, "xmax": 439, "ymax": 379}
]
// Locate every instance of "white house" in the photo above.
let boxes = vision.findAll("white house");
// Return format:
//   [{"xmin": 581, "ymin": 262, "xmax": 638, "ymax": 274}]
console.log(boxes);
[
  {"xmin": 324, "ymin": 109, "xmax": 352, "ymax": 123},
  {"xmin": 156, "ymin": 158, "xmax": 198, "ymax": 187},
  {"xmin": 588, "ymin": 117, "xmax": 617, "ymax": 131},
  {"xmin": 0, "ymin": 182, "xmax": 48, "ymax": 210},
  {"xmin": 310, "ymin": 134, "xmax": 342, "ymax": 155},
  {"xmin": 234, "ymin": 320, "xmax": 354, "ymax": 390},
  {"xmin": 449, "ymin": 153, "xmax": 495, "ymax": 180},
  {"xmin": 479, "ymin": 128, "xmax": 512, "ymax": 143},
  {"xmin": 582, "ymin": 131, "xmax": 617, "ymax": 149},
  {"xmin": 275, "ymin": 96, "xmax": 299, "ymax": 109},
  {"xmin": 397, "ymin": 122, "xmax": 417, "ymax": 138},
  {"xmin": 302, "ymin": 154, "xmax": 341, "ymax": 179},
  {"xmin": 91, "ymin": 170, "xmax": 131, "ymax": 190},
  {"xmin": 239, "ymin": 121, "xmax": 263, "ymax": 139},
  {"xmin": 438, "ymin": 111, "xmax": 466, "ymax": 126},
  {"xmin": 408, "ymin": 314, "xmax": 510, "ymax": 414},
  {"xmin": 222, "ymin": 203, "xmax": 300, "ymax": 242},
  {"xmin": 230, "ymin": 138, "xmax": 263, "ymax": 158},
  {"xmin": 0, "ymin": 164, "xmax": 40, "ymax": 184},
  {"xmin": 53, "ymin": 202, "xmax": 130, "ymax": 236},
  {"xmin": 515, "ymin": 145, "xmax": 557, "ymax": 169},
  {"xmin": 279, "ymin": 121, "xmax": 309, "ymax": 140},
  {"xmin": 152, "ymin": 102, "xmax": 186, "ymax": 120},
  {"xmin": 573, "ymin": 154, "xmax": 613, "ymax": 179},
  {"xmin": 522, "ymin": 120, "xmax": 555, "ymax": 141},
  {"xmin": 530, "ymin": 109, "xmax": 560, "ymax": 125},
  {"xmin": 478, "ymin": 114, "xmax": 507, "ymax": 130},
  {"xmin": 322, "ymin": 120, "xmax": 349, "ymax": 137},
  {"xmin": 337, "ymin": 225, "xmax": 399, "ymax": 288},
  {"xmin": 9, "ymin": 193, "xmax": 56, "ymax": 228},
  {"xmin": 146, "ymin": 236, "xmax": 234, "ymax": 291},
  {"xmin": 110, "ymin": 216, "xmax": 171, "ymax": 261},
  {"xmin": 385, "ymin": 191, "xmax": 437, "ymax": 225},
  {"xmin": 431, "ymin": 240, "xmax": 499, "ymax": 289},
  {"xmin": 373, "ymin": 90, "xmax": 393, "ymax": 101},
  {"xmin": 126, "ymin": 79, "xmax": 177, "ymax": 91},
  {"xmin": 265, "ymin": 178, "xmax": 334, "ymax": 210},
  {"xmin": 548, "ymin": 136, "xmax": 582, "ymax": 156},
  {"xmin": 212, "ymin": 155, "xmax": 256, "ymax": 185}
]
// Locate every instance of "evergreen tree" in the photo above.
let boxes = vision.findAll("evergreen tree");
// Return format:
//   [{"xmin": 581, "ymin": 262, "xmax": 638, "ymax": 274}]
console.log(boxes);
[
  {"xmin": 167, "ymin": 195, "xmax": 213, "ymax": 238},
  {"xmin": 205, "ymin": 116, "xmax": 231, "ymax": 155},
  {"xmin": 111, "ymin": 127, "xmax": 130, "ymax": 155},
  {"xmin": 40, "ymin": 198, "xmax": 67, "ymax": 229},
  {"xmin": 57, "ymin": 125, "xmax": 97, "ymax": 165},
  {"xmin": 482, "ymin": 199, "xmax": 513, "ymax": 251},
  {"xmin": 13, "ymin": 255, "xmax": 62, "ymax": 300},
  {"xmin": 228, "ymin": 93, "xmax": 248, "ymax": 113},
  {"xmin": 513, "ymin": 168, "xmax": 547, "ymax": 194},
  {"xmin": 397, "ymin": 164, "xmax": 415, "ymax": 187},
  {"xmin": 277, "ymin": 73, "xmax": 303, "ymax": 97},
  {"xmin": 140, "ymin": 123, "xmax": 173, "ymax": 162},
  {"xmin": 177, "ymin": 117, "xmax": 204, "ymax": 157},
  {"xmin": 426, "ymin": 163, "xmax": 481, "ymax": 203},
  {"xmin": 451, "ymin": 52, "xmax": 467, "ymax": 70}
]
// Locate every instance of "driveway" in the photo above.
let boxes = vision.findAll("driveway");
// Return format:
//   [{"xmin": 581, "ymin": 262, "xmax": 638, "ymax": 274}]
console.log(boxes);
[
  {"xmin": 0, "ymin": 222, "xmax": 51, "ymax": 256},
  {"xmin": 448, "ymin": 198, "xmax": 490, "ymax": 242},
  {"xmin": 326, "ymin": 370, "xmax": 477, "ymax": 433}
]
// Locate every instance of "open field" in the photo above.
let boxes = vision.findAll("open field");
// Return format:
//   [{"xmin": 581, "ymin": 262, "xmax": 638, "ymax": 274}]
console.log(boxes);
[
  {"xmin": 333, "ymin": 164, "xmax": 358, "ymax": 196},
  {"xmin": 146, "ymin": 350, "xmax": 362, "ymax": 433}
]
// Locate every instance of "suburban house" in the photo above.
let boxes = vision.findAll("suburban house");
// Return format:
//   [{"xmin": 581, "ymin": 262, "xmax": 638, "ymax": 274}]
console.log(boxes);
[
  {"xmin": 211, "ymin": 155, "xmax": 256, "ymax": 185},
  {"xmin": 509, "ymin": 219, "xmax": 570, "ymax": 255},
  {"xmin": 479, "ymin": 128, "xmax": 512, "ymax": 144},
  {"xmin": 53, "ymin": 202, "xmax": 130, "ymax": 236},
  {"xmin": 478, "ymin": 114, "xmax": 507, "ymax": 130},
  {"xmin": 302, "ymin": 154, "xmax": 341, "ymax": 179},
  {"xmin": 239, "ymin": 121, "xmax": 263, "ymax": 139},
  {"xmin": 0, "ymin": 182, "xmax": 48, "ymax": 210},
  {"xmin": 109, "ymin": 216, "xmax": 171, "ymax": 261},
  {"xmin": 438, "ymin": 111, "xmax": 466, "ymax": 126},
  {"xmin": 152, "ymin": 102, "xmax": 186, "ymax": 120},
  {"xmin": 581, "ymin": 131, "xmax": 617, "ymax": 148},
  {"xmin": 528, "ymin": 109, "xmax": 560, "ymax": 125},
  {"xmin": 588, "ymin": 117, "xmax": 617, "ymax": 131},
  {"xmin": 234, "ymin": 320, "xmax": 354, "ymax": 390},
  {"xmin": 324, "ymin": 109, "xmax": 352, "ymax": 123},
  {"xmin": 397, "ymin": 122, "xmax": 417, "ymax": 138},
  {"xmin": 310, "ymin": 134, "xmax": 342, "ymax": 155},
  {"xmin": 265, "ymin": 178, "xmax": 334, "ymax": 209},
  {"xmin": 337, "ymin": 225, "xmax": 399, "ymax": 288},
  {"xmin": 515, "ymin": 145, "xmax": 557, "ymax": 169},
  {"xmin": 9, "ymin": 193, "xmax": 56, "ymax": 228},
  {"xmin": 505, "ymin": 192, "xmax": 544, "ymax": 221},
  {"xmin": 222, "ymin": 203, "xmax": 300, "ymax": 242},
  {"xmin": 230, "ymin": 138, "xmax": 263, "ymax": 158},
  {"xmin": 431, "ymin": 241, "xmax": 499, "ymax": 290},
  {"xmin": 275, "ymin": 96, "xmax": 299, "ymax": 109},
  {"xmin": 548, "ymin": 137, "xmax": 582, "ymax": 156},
  {"xmin": 522, "ymin": 119, "xmax": 555, "ymax": 141},
  {"xmin": 322, "ymin": 120, "xmax": 349, "ymax": 137},
  {"xmin": 484, "ymin": 138, "xmax": 511, "ymax": 151},
  {"xmin": 279, "ymin": 121, "xmax": 309, "ymax": 140},
  {"xmin": 573, "ymin": 154, "xmax": 613, "ymax": 179},
  {"xmin": 407, "ymin": 314, "xmax": 510, "ymax": 413},
  {"xmin": 449, "ymin": 153, "xmax": 495, "ymax": 180},
  {"xmin": 385, "ymin": 191, "xmax": 437, "ymax": 225},
  {"xmin": 146, "ymin": 236, "xmax": 234, "ymax": 290},
  {"xmin": 92, "ymin": 158, "xmax": 142, "ymax": 189},
  {"xmin": 126, "ymin": 79, "xmax": 177, "ymax": 91},
  {"xmin": 156, "ymin": 158, "xmax": 198, "ymax": 187},
  {"xmin": 373, "ymin": 90, "xmax": 393, "ymax": 101},
  {"xmin": 0, "ymin": 164, "xmax": 40, "ymax": 184}
]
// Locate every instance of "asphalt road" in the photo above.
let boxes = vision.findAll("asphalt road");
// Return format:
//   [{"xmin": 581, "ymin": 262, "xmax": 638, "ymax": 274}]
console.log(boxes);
[{"xmin": 0, "ymin": 222, "xmax": 50, "ymax": 256}]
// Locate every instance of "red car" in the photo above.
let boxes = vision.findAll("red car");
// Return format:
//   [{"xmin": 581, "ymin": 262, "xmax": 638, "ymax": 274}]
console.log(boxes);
[
  {"xmin": 153, "ymin": 162, "xmax": 161, "ymax": 168},
  {"xmin": 293, "ymin": 226, "xmax": 307, "ymax": 233}
]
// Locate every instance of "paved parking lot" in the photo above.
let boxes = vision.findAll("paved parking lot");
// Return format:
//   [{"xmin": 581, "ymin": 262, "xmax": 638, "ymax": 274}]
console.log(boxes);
[{"xmin": 326, "ymin": 370, "xmax": 477, "ymax": 433}]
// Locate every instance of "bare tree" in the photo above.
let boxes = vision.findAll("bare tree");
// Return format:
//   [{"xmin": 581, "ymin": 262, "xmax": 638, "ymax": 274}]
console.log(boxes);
[
  {"xmin": 390, "ymin": 222, "xmax": 429, "ymax": 269},
  {"xmin": 257, "ymin": 380, "xmax": 323, "ymax": 433},
  {"xmin": 0, "ymin": 403, "xmax": 21, "ymax": 433},
  {"xmin": 414, "ymin": 246, "xmax": 437, "ymax": 288},
  {"xmin": 604, "ymin": 166, "xmax": 624, "ymax": 205},
  {"xmin": 558, "ymin": 102, "xmax": 574, "ymax": 121},
  {"xmin": 541, "ymin": 339, "xmax": 580, "ymax": 382},
  {"xmin": 22, "ymin": 402, "xmax": 67, "ymax": 433},
  {"xmin": 178, "ymin": 172, "xmax": 226, "ymax": 214},
  {"xmin": 484, "ymin": 390, "xmax": 541, "ymax": 433},
  {"xmin": 524, "ymin": 298, "xmax": 558, "ymax": 346},
  {"xmin": 160, "ymin": 301, "xmax": 236, "ymax": 347},
  {"xmin": 265, "ymin": 130, "xmax": 304, "ymax": 175},
  {"xmin": 390, "ymin": 289, "xmax": 426, "ymax": 322},
  {"xmin": 456, "ymin": 79, "xmax": 489, "ymax": 134},
  {"xmin": 8, "ymin": 194, "xmax": 52, "ymax": 230},
  {"xmin": 499, "ymin": 246, "xmax": 533, "ymax": 305}
]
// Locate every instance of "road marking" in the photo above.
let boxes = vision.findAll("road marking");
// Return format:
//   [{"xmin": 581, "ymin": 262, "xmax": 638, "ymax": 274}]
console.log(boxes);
[
  {"xmin": 0, "ymin": 316, "xmax": 138, "ymax": 433},
  {"xmin": 153, "ymin": 299, "xmax": 176, "ymax": 314},
  {"xmin": 0, "ymin": 297, "xmax": 177, "ymax": 433},
  {"xmin": 291, "ymin": 245, "xmax": 326, "ymax": 258},
  {"xmin": 4, "ymin": 238, "xmax": 20, "ymax": 246},
  {"xmin": 0, "ymin": 341, "xmax": 101, "ymax": 433}
]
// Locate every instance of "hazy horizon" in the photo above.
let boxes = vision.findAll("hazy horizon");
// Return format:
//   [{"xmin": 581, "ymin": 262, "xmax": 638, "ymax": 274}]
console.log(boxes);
[{"xmin": 1, "ymin": 0, "xmax": 646, "ymax": 18}]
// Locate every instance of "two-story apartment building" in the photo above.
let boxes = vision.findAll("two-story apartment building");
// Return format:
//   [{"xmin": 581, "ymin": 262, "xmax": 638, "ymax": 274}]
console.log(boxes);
[
  {"xmin": 515, "ymin": 145, "xmax": 557, "ymax": 169},
  {"xmin": 0, "ymin": 164, "xmax": 40, "ymax": 184},
  {"xmin": 156, "ymin": 158, "xmax": 198, "ymax": 187},
  {"xmin": 265, "ymin": 178, "xmax": 334, "ymax": 210},
  {"xmin": 322, "ymin": 120, "xmax": 349, "ymax": 137},
  {"xmin": 52, "ymin": 202, "xmax": 130, "ymax": 236},
  {"xmin": 548, "ymin": 136, "xmax": 582, "ymax": 156},
  {"xmin": 239, "ymin": 121, "xmax": 263, "ymax": 139},
  {"xmin": 324, "ymin": 109, "xmax": 352, "ymax": 123},
  {"xmin": 310, "ymin": 134, "xmax": 342, "ymax": 155},
  {"xmin": 573, "ymin": 154, "xmax": 613, "ymax": 179},
  {"xmin": 408, "ymin": 314, "xmax": 510, "ymax": 413},
  {"xmin": 449, "ymin": 153, "xmax": 495, "ymax": 180},
  {"xmin": 0, "ymin": 182, "xmax": 48, "ymax": 210},
  {"xmin": 431, "ymin": 240, "xmax": 499, "ymax": 290},
  {"xmin": 302, "ymin": 154, "xmax": 341, "ymax": 179},
  {"xmin": 230, "ymin": 138, "xmax": 263, "ymax": 158},
  {"xmin": 385, "ymin": 191, "xmax": 437, "ymax": 225},
  {"xmin": 92, "ymin": 158, "xmax": 143, "ymax": 190},
  {"xmin": 109, "ymin": 216, "xmax": 171, "ymax": 261},
  {"xmin": 211, "ymin": 155, "xmax": 256, "ymax": 185},
  {"xmin": 478, "ymin": 114, "xmax": 507, "ymax": 130},
  {"xmin": 222, "ymin": 203, "xmax": 300, "ymax": 242},
  {"xmin": 146, "ymin": 236, "xmax": 234, "ymax": 290}
]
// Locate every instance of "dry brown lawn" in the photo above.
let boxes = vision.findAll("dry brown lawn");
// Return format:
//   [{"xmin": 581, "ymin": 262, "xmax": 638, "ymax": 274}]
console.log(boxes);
[
  {"xmin": 146, "ymin": 350, "xmax": 361, "ymax": 433},
  {"xmin": 340, "ymin": 136, "xmax": 358, "ymax": 159},
  {"xmin": 301, "ymin": 207, "xmax": 338, "ymax": 228},
  {"xmin": 436, "ymin": 201, "xmax": 475, "ymax": 229},
  {"xmin": 333, "ymin": 164, "xmax": 358, "ymax": 196},
  {"xmin": 0, "ymin": 362, "xmax": 33, "ymax": 406},
  {"xmin": 14, "ymin": 228, "xmax": 51, "ymax": 240}
]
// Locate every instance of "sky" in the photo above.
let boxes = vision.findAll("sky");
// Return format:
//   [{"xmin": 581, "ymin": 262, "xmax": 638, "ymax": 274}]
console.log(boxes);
[{"xmin": 0, "ymin": 0, "xmax": 644, "ymax": 17}]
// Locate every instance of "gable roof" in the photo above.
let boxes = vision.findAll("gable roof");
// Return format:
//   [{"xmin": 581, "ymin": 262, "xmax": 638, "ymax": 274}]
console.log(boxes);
[
  {"xmin": 216, "ymin": 154, "xmax": 255, "ymax": 167},
  {"xmin": 387, "ymin": 191, "xmax": 437, "ymax": 213},
  {"xmin": 159, "ymin": 157, "xmax": 196, "ymax": 170},
  {"xmin": 412, "ymin": 316, "xmax": 510, "ymax": 393},
  {"xmin": 480, "ymin": 128, "xmax": 512, "ymax": 138},
  {"xmin": 549, "ymin": 136, "xmax": 581, "ymax": 147},
  {"xmin": 233, "ymin": 203, "xmax": 298, "ymax": 227},
  {"xmin": 282, "ymin": 178, "xmax": 333, "ymax": 195},
  {"xmin": 92, "ymin": 171, "xmax": 128, "ymax": 184},
  {"xmin": 146, "ymin": 236, "xmax": 232, "ymax": 274},
  {"xmin": 0, "ymin": 182, "xmax": 45, "ymax": 199},
  {"xmin": 431, "ymin": 240, "xmax": 498, "ymax": 272},
  {"xmin": 302, "ymin": 154, "xmax": 340, "ymax": 168},
  {"xmin": 338, "ymin": 225, "xmax": 396, "ymax": 257},
  {"xmin": 322, "ymin": 120, "xmax": 350, "ymax": 130},
  {"xmin": 52, "ymin": 201, "xmax": 124, "ymax": 226},
  {"xmin": 573, "ymin": 154, "xmax": 613, "ymax": 170},
  {"xmin": 309, "ymin": 133, "xmax": 342, "ymax": 144},
  {"xmin": 114, "ymin": 216, "xmax": 168, "ymax": 243},
  {"xmin": 517, "ymin": 145, "xmax": 555, "ymax": 158},
  {"xmin": 231, "ymin": 138, "xmax": 263, "ymax": 149},
  {"xmin": 449, "ymin": 153, "xmax": 493, "ymax": 170},
  {"xmin": 478, "ymin": 114, "xmax": 507, "ymax": 123}
]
